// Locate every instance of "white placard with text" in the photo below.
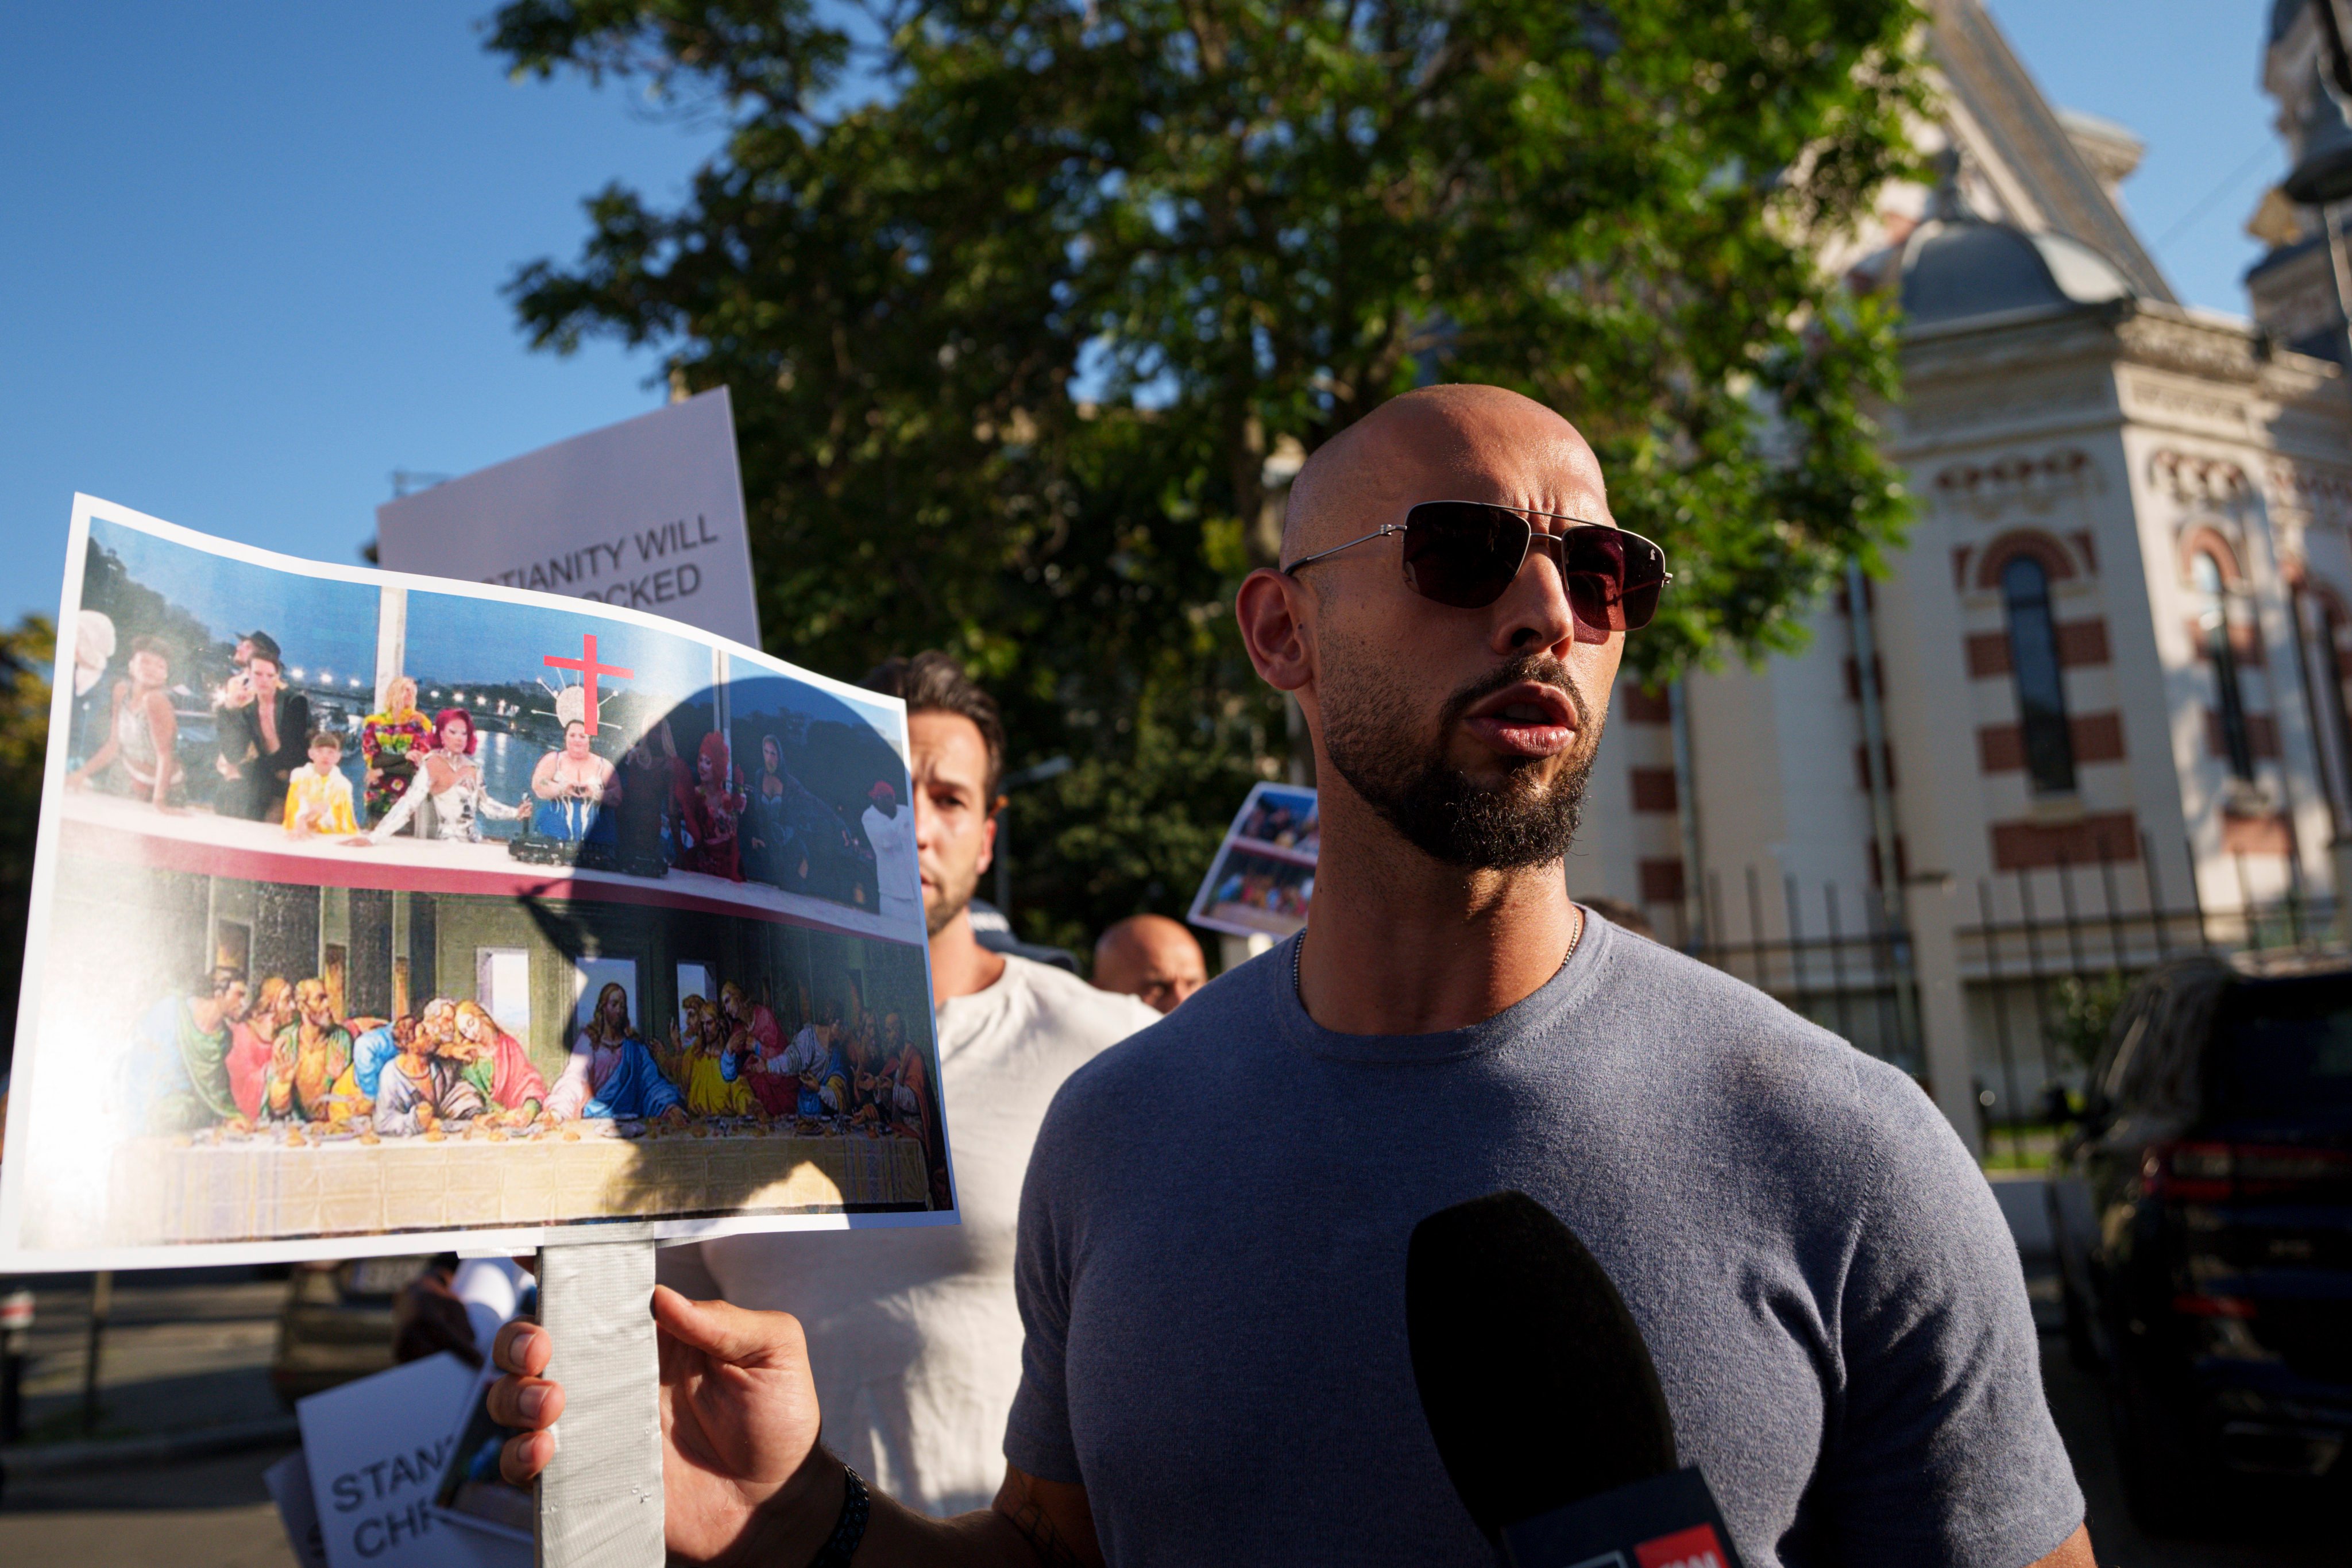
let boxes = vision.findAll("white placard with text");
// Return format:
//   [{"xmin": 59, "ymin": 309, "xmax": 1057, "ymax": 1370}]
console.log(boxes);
[{"xmin": 377, "ymin": 388, "xmax": 760, "ymax": 645}]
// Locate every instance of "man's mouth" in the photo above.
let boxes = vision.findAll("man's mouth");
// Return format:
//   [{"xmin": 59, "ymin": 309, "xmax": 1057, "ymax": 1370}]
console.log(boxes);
[{"xmin": 1463, "ymin": 681, "xmax": 1579, "ymax": 759}]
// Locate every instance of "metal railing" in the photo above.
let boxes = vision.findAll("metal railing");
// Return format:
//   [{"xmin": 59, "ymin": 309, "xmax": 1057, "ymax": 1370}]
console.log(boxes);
[
  {"xmin": 1673, "ymin": 830, "xmax": 2346, "ymax": 1165},
  {"xmin": 1673, "ymin": 866, "xmax": 1922, "ymax": 1073},
  {"xmin": 1959, "ymin": 831, "xmax": 2341, "ymax": 1163}
]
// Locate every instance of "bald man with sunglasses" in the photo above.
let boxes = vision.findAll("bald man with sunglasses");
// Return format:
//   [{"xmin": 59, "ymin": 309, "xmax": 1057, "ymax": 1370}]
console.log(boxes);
[{"xmin": 489, "ymin": 385, "xmax": 2092, "ymax": 1568}]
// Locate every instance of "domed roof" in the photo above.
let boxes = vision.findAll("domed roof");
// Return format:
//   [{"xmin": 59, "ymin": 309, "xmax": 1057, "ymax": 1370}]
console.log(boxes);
[{"xmin": 1898, "ymin": 214, "xmax": 2136, "ymax": 327}]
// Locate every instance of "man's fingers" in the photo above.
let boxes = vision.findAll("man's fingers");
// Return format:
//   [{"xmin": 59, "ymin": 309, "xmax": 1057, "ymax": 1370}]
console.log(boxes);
[
  {"xmin": 485, "ymin": 1373, "xmax": 565, "ymax": 1431},
  {"xmin": 493, "ymin": 1318, "xmax": 550, "ymax": 1377},
  {"xmin": 499, "ymin": 1428, "xmax": 555, "ymax": 1485},
  {"xmin": 651, "ymin": 1284, "xmax": 807, "ymax": 1369}
]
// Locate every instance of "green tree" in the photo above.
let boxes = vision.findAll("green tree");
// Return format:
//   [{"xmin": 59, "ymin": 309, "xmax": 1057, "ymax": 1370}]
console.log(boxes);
[
  {"xmin": 0, "ymin": 616, "xmax": 52, "ymax": 1077},
  {"xmin": 492, "ymin": 0, "xmax": 1924, "ymax": 953},
  {"xmin": 2047, "ymin": 970, "xmax": 2130, "ymax": 1074}
]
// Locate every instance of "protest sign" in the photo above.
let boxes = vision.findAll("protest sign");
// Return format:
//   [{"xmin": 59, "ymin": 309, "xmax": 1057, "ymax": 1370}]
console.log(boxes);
[
  {"xmin": 295, "ymin": 1351, "xmax": 526, "ymax": 1568},
  {"xmin": 376, "ymin": 389, "xmax": 760, "ymax": 646},
  {"xmin": 1187, "ymin": 782, "xmax": 1318, "ymax": 940},
  {"xmin": 0, "ymin": 495, "xmax": 955, "ymax": 1270},
  {"xmin": 264, "ymin": 1451, "xmax": 331, "ymax": 1568}
]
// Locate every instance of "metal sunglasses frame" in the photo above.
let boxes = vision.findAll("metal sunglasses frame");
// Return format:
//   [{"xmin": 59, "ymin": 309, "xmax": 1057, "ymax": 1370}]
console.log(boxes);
[{"xmin": 1279, "ymin": 500, "xmax": 1672, "ymax": 613}]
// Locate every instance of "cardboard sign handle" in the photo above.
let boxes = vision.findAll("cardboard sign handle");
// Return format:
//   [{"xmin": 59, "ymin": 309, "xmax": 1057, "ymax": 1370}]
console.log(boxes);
[{"xmin": 535, "ymin": 1239, "xmax": 663, "ymax": 1568}]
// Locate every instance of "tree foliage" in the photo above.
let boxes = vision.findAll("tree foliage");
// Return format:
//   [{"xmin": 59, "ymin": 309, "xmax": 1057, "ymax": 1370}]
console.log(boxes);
[
  {"xmin": 0, "ymin": 617, "xmax": 52, "ymax": 1076},
  {"xmin": 491, "ymin": 0, "xmax": 1925, "ymax": 952}
]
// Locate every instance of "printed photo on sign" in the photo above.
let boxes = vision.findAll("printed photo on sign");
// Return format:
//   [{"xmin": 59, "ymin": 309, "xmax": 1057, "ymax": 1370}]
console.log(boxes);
[
  {"xmin": 0, "ymin": 497, "xmax": 950, "ymax": 1270},
  {"xmin": 1187, "ymin": 781, "xmax": 1318, "ymax": 940},
  {"xmin": 435, "ymin": 1364, "xmax": 535, "ymax": 1544},
  {"xmin": 61, "ymin": 513, "xmax": 921, "ymax": 936}
]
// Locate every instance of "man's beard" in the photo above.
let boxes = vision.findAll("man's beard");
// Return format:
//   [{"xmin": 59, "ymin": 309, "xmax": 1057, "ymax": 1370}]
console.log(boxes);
[
  {"xmin": 1320, "ymin": 648, "xmax": 1596, "ymax": 870},
  {"xmin": 926, "ymin": 858, "xmax": 981, "ymax": 938}
]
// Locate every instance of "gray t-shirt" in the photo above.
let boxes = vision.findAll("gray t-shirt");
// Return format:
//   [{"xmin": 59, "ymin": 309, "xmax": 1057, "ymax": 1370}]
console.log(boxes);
[{"xmin": 1005, "ymin": 914, "xmax": 2081, "ymax": 1567}]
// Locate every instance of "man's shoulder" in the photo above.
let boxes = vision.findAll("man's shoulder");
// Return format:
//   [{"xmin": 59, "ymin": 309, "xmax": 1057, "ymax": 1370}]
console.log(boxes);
[
  {"xmin": 1584, "ymin": 917, "xmax": 1867, "ymax": 1076},
  {"xmin": 1575, "ymin": 916, "xmax": 1951, "ymax": 1159},
  {"xmin": 998, "ymin": 953, "xmax": 1162, "ymax": 1047},
  {"xmin": 1034, "ymin": 948, "xmax": 1273, "ymax": 1115}
]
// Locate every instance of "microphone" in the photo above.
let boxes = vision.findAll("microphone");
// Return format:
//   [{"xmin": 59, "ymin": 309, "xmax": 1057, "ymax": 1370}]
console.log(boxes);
[{"xmin": 1406, "ymin": 1191, "xmax": 1745, "ymax": 1568}]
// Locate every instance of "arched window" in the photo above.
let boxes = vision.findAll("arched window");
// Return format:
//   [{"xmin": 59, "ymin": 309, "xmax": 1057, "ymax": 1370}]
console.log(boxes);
[
  {"xmin": 2193, "ymin": 551, "xmax": 2255, "ymax": 781},
  {"xmin": 2001, "ymin": 554, "xmax": 2075, "ymax": 794},
  {"xmin": 2322, "ymin": 601, "xmax": 2352, "ymax": 804}
]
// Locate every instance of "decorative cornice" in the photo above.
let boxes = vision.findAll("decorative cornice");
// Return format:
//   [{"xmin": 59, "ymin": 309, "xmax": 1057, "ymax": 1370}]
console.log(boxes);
[
  {"xmin": 2114, "ymin": 314, "xmax": 2264, "ymax": 384},
  {"xmin": 2149, "ymin": 449, "xmax": 2253, "ymax": 504},
  {"xmin": 1931, "ymin": 448, "xmax": 2099, "ymax": 517},
  {"xmin": 2269, "ymin": 459, "xmax": 2352, "ymax": 527},
  {"xmin": 2121, "ymin": 378, "xmax": 2253, "ymax": 433},
  {"xmin": 1892, "ymin": 378, "xmax": 2112, "ymax": 443}
]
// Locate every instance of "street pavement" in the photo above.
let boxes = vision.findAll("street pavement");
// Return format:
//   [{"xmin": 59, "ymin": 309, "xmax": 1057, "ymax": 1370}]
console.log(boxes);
[
  {"xmin": 7, "ymin": 1270, "xmax": 287, "ymax": 1444},
  {"xmin": 2, "ymin": 1269, "xmax": 298, "ymax": 1566},
  {"xmin": 2, "ymin": 1447, "xmax": 299, "ymax": 1568},
  {"xmin": 2033, "ymin": 1303, "xmax": 2338, "ymax": 1565},
  {"xmin": 0, "ymin": 1265, "xmax": 2339, "ymax": 1565}
]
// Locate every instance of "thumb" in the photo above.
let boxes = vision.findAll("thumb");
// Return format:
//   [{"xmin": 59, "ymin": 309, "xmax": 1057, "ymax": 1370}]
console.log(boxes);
[{"xmin": 651, "ymin": 1284, "xmax": 809, "ymax": 1372}]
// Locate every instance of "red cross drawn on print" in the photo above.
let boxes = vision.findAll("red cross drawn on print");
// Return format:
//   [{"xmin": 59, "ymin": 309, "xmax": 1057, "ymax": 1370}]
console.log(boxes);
[{"xmin": 543, "ymin": 633, "xmax": 634, "ymax": 736}]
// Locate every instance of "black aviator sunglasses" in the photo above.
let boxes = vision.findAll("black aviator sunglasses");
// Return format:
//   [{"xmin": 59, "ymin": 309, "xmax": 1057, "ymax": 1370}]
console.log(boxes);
[{"xmin": 1281, "ymin": 500, "xmax": 1671, "ymax": 632}]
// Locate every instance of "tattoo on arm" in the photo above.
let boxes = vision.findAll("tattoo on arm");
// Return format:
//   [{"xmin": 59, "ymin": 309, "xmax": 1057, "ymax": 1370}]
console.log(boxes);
[{"xmin": 999, "ymin": 1473, "xmax": 1088, "ymax": 1568}]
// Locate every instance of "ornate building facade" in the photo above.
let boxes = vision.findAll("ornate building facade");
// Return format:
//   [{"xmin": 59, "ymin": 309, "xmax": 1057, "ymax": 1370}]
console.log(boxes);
[{"xmin": 1570, "ymin": 0, "xmax": 2352, "ymax": 1150}]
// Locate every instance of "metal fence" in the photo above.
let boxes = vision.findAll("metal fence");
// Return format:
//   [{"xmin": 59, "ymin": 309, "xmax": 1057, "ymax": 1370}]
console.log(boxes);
[
  {"xmin": 1673, "ymin": 831, "xmax": 2347, "ymax": 1158},
  {"xmin": 1670, "ymin": 867, "xmax": 1924, "ymax": 1073}
]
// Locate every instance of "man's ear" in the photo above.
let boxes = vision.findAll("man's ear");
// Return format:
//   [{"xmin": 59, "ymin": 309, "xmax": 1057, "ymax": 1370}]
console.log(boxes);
[
  {"xmin": 976, "ymin": 798, "xmax": 1001, "ymax": 876},
  {"xmin": 1235, "ymin": 569, "xmax": 1313, "ymax": 694}
]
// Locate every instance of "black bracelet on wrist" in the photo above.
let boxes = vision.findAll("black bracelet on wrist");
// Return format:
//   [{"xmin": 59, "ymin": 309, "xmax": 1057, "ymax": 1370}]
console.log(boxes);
[{"xmin": 806, "ymin": 1462, "xmax": 871, "ymax": 1568}]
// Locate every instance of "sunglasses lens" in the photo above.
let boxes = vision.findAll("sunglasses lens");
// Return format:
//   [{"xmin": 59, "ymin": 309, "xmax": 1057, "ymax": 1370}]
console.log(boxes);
[
  {"xmin": 1400, "ymin": 502, "xmax": 1528, "ymax": 608},
  {"xmin": 1559, "ymin": 528, "xmax": 1666, "ymax": 633},
  {"xmin": 1399, "ymin": 505, "xmax": 1669, "ymax": 629}
]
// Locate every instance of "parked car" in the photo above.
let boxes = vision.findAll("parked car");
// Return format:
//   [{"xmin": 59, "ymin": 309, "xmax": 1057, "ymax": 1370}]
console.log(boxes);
[{"xmin": 2048, "ymin": 952, "xmax": 2352, "ymax": 1532}]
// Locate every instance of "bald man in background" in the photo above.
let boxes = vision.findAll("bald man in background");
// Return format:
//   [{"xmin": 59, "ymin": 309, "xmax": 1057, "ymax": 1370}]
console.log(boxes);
[
  {"xmin": 1091, "ymin": 914, "xmax": 1207, "ymax": 1014},
  {"xmin": 493, "ymin": 384, "xmax": 2091, "ymax": 1568}
]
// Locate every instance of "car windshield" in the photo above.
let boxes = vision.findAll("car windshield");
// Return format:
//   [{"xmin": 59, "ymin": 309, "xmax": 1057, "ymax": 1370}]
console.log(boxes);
[{"xmin": 2211, "ymin": 980, "xmax": 2352, "ymax": 1118}]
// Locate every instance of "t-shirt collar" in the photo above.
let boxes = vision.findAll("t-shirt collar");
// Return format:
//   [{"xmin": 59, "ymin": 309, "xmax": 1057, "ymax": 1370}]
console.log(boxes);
[{"xmin": 1270, "ymin": 907, "xmax": 1612, "ymax": 1065}]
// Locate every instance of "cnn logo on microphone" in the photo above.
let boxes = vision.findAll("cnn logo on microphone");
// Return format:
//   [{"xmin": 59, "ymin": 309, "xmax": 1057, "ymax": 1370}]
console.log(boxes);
[{"xmin": 1634, "ymin": 1524, "xmax": 1728, "ymax": 1568}]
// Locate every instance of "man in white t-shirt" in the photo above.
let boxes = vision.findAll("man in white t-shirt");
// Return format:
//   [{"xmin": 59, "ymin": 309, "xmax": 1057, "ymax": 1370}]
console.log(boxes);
[
  {"xmin": 862, "ymin": 779, "xmax": 921, "ymax": 929},
  {"xmin": 663, "ymin": 651, "xmax": 1157, "ymax": 1516}
]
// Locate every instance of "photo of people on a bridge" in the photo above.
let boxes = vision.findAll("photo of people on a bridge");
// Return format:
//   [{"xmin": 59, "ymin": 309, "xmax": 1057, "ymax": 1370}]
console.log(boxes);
[{"xmin": 59, "ymin": 507, "xmax": 921, "ymax": 944}]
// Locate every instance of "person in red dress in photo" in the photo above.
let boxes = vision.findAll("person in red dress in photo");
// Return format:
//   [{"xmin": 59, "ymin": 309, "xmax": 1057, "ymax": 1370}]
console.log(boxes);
[{"xmin": 675, "ymin": 731, "xmax": 747, "ymax": 880}]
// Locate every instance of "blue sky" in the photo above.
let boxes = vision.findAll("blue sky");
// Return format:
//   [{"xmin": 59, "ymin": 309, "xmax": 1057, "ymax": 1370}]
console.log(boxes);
[
  {"xmin": 87, "ymin": 515, "xmax": 379, "ymax": 681},
  {"xmin": 729, "ymin": 655, "xmax": 905, "ymax": 750},
  {"xmin": 3, "ymin": 3, "xmax": 705, "ymax": 625},
  {"xmin": 1986, "ymin": 1, "xmax": 2277, "ymax": 315},
  {"xmin": 1, "ymin": 3, "xmax": 2292, "ymax": 629},
  {"xmin": 405, "ymin": 588, "xmax": 717, "ymax": 707}
]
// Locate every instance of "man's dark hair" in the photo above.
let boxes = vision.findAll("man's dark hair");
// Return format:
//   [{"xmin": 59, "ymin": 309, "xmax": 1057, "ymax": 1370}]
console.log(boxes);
[
  {"xmin": 206, "ymin": 965, "xmax": 248, "ymax": 996},
  {"xmin": 862, "ymin": 651, "xmax": 1005, "ymax": 801}
]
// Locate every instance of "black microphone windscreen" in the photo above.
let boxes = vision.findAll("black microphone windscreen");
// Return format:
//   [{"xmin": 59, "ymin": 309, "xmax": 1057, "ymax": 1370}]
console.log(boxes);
[{"xmin": 1406, "ymin": 1191, "xmax": 1678, "ymax": 1538}]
